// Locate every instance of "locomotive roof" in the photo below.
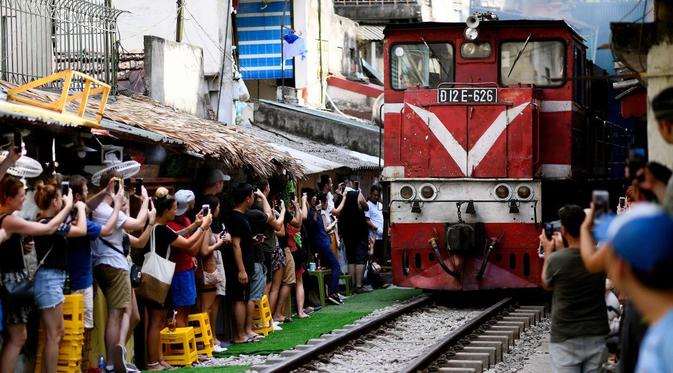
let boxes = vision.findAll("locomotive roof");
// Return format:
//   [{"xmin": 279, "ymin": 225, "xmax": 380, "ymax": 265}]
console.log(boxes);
[{"xmin": 383, "ymin": 20, "xmax": 583, "ymax": 41}]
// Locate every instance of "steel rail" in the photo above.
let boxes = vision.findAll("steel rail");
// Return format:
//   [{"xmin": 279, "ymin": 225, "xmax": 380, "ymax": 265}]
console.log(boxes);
[
  {"xmin": 257, "ymin": 295, "xmax": 432, "ymax": 373},
  {"xmin": 398, "ymin": 297, "xmax": 514, "ymax": 373}
]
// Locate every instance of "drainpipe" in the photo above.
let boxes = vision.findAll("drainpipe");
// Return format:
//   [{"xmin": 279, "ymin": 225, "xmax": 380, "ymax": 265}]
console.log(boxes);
[
  {"xmin": 176, "ymin": 0, "xmax": 184, "ymax": 42},
  {"xmin": 318, "ymin": 0, "xmax": 324, "ymax": 108}
]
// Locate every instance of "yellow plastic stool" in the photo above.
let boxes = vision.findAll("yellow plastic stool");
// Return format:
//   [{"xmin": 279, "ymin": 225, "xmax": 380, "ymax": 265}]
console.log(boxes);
[
  {"xmin": 252, "ymin": 295, "xmax": 274, "ymax": 336},
  {"xmin": 35, "ymin": 305, "xmax": 85, "ymax": 373},
  {"xmin": 160, "ymin": 327, "xmax": 198, "ymax": 366},
  {"xmin": 187, "ymin": 313, "xmax": 215, "ymax": 357},
  {"xmin": 62, "ymin": 294, "xmax": 85, "ymax": 333}
]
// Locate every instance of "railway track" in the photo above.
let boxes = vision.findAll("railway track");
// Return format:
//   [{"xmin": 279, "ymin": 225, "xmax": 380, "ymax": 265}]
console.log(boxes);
[{"xmin": 251, "ymin": 296, "xmax": 546, "ymax": 373}]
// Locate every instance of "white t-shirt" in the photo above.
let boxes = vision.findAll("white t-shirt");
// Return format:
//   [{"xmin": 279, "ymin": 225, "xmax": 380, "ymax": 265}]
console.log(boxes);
[
  {"xmin": 365, "ymin": 200, "xmax": 384, "ymax": 240},
  {"xmin": 326, "ymin": 191, "xmax": 335, "ymax": 215},
  {"xmin": 91, "ymin": 201, "xmax": 129, "ymax": 271}
]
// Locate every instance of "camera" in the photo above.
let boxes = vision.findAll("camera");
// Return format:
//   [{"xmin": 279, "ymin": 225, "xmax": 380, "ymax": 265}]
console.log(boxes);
[
  {"xmin": 135, "ymin": 178, "xmax": 143, "ymax": 195},
  {"xmin": 13, "ymin": 131, "xmax": 22, "ymax": 149},
  {"xmin": 544, "ymin": 220, "xmax": 561, "ymax": 240},
  {"xmin": 592, "ymin": 190, "xmax": 610, "ymax": 222},
  {"xmin": 201, "ymin": 204, "xmax": 210, "ymax": 216}
]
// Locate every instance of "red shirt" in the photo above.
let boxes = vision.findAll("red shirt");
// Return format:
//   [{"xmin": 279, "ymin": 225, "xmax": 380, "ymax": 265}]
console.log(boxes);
[{"xmin": 167, "ymin": 217, "xmax": 195, "ymax": 272}]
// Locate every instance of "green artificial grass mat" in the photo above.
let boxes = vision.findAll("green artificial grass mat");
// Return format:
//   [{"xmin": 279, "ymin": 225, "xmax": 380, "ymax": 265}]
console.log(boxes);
[
  {"xmin": 166, "ymin": 364, "xmax": 250, "ymax": 373},
  {"xmin": 220, "ymin": 287, "xmax": 422, "ymax": 356}
]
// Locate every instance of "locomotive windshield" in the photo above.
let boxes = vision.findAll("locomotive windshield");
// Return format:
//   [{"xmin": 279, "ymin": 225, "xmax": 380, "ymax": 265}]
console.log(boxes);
[
  {"xmin": 390, "ymin": 43, "xmax": 454, "ymax": 89},
  {"xmin": 500, "ymin": 40, "xmax": 565, "ymax": 87}
]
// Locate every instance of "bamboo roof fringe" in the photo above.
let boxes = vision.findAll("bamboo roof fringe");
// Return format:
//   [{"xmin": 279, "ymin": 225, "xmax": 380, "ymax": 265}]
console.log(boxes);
[{"xmin": 1, "ymin": 80, "xmax": 304, "ymax": 180}]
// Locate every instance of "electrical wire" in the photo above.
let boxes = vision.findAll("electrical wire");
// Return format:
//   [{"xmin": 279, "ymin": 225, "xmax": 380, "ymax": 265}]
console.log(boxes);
[{"xmin": 618, "ymin": 0, "xmax": 643, "ymax": 22}]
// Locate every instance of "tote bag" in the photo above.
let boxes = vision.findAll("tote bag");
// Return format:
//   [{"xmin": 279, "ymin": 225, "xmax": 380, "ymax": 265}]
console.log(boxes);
[{"xmin": 135, "ymin": 225, "xmax": 175, "ymax": 305}]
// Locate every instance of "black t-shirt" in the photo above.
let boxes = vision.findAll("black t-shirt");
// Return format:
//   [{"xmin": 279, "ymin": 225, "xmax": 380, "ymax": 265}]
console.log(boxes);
[
  {"xmin": 145, "ymin": 224, "xmax": 179, "ymax": 259},
  {"xmin": 0, "ymin": 215, "xmax": 25, "ymax": 273},
  {"xmin": 339, "ymin": 190, "xmax": 369, "ymax": 241},
  {"xmin": 34, "ymin": 216, "xmax": 71, "ymax": 270},
  {"xmin": 544, "ymin": 248, "xmax": 609, "ymax": 342},
  {"xmin": 225, "ymin": 210, "xmax": 255, "ymax": 274},
  {"xmin": 245, "ymin": 208, "xmax": 269, "ymax": 263}
]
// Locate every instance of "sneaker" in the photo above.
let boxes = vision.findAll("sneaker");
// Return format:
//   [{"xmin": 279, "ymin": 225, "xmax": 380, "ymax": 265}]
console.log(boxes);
[
  {"xmin": 213, "ymin": 345, "xmax": 228, "ymax": 353},
  {"xmin": 272, "ymin": 321, "xmax": 283, "ymax": 331},
  {"xmin": 327, "ymin": 294, "xmax": 343, "ymax": 305},
  {"xmin": 113, "ymin": 344, "xmax": 129, "ymax": 373},
  {"xmin": 337, "ymin": 293, "xmax": 348, "ymax": 302}
]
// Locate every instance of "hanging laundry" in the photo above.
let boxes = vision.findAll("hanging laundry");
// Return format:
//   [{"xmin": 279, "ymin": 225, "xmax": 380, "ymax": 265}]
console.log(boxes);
[{"xmin": 282, "ymin": 32, "xmax": 307, "ymax": 61}]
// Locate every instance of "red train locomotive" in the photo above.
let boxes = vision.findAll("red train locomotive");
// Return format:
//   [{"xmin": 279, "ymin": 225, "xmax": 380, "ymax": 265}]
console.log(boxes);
[{"xmin": 381, "ymin": 17, "xmax": 628, "ymax": 291}]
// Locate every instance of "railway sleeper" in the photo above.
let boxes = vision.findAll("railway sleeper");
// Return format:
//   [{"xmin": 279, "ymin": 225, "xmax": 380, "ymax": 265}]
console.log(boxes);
[
  {"xmin": 462, "ymin": 346, "xmax": 496, "ymax": 365},
  {"xmin": 440, "ymin": 359, "xmax": 484, "ymax": 373},
  {"xmin": 437, "ymin": 368, "xmax": 476, "ymax": 373},
  {"xmin": 475, "ymin": 335, "xmax": 510, "ymax": 351},
  {"xmin": 454, "ymin": 352, "xmax": 491, "ymax": 367},
  {"xmin": 508, "ymin": 311, "xmax": 539, "ymax": 324},
  {"xmin": 488, "ymin": 324, "xmax": 521, "ymax": 338},
  {"xmin": 482, "ymin": 330, "xmax": 515, "ymax": 346},
  {"xmin": 519, "ymin": 305, "xmax": 547, "ymax": 318},
  {"xmin": 467, "ymin": 341, "xmax": 503, "ymax": 362}
]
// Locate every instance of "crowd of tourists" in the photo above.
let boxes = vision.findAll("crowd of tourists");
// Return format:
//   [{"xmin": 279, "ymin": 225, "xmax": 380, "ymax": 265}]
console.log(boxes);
[
  {"xmin": 540, "ymin": 87, "xmax": 673, "ymax": 373},
  {"xmin": 0, "ymin": 155, "xmax": 388, "ymax": 372}
]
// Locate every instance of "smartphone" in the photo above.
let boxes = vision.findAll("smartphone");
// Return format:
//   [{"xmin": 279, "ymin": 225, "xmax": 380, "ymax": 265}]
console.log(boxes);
[
  {"xmin": 354, "ymin": 181, "xmax": 360, "ymax": 191},
  {"xmin": 113, "ymin": 178, "xmax": 120, "ymax": 194},
  {"xmin": 135, "ymin": 178, "xmax": 143, "ymax": 195},
  {"xmin": 13, "ymin": 130, "xmax": 21, "ymax": 149},
  {"xmin": 592, "ymin": 190, "xmax": 609, "ymax": 221},
  {"xmin": 618, "ymin": 197, "xmax": 626, "ymax": 209},
  {"xmin": 201, "ymin": 204, "xmax": 210, "ymax": 216},
  {"xmin": 61, "ymin": 181, "xmax": 69, "ymax": 196}
]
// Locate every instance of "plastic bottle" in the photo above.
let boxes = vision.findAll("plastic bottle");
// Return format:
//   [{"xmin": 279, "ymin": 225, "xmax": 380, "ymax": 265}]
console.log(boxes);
[{"xmin": 97, "ymin": 354, "xmax": 105, "ymax": 372}]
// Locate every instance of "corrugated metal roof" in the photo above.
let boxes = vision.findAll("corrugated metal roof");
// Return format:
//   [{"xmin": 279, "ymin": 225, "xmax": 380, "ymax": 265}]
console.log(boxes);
[{"xmin": 357, "ymin": 25, "xmax": 385, "ymax": 41}]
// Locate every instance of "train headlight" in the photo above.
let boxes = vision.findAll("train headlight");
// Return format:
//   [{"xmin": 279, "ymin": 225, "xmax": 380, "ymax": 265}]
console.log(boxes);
[
  {"xmin": 419, "ymin": 184, "xmax": 437, "ymax": 200},
  {"xmin": 516, "ymin": 184, "xmax": 532, "ymax": 200},
  {"xmin": 400, "ymin": 185, "xmax": 415, "ymax": 200},
  {"xmin": 494, "ymin": 184, "xmax": 511, "ymax": 200},
  {"xmin": 464, "ymin": 27, "xmax": 478, "ymax": 41}
]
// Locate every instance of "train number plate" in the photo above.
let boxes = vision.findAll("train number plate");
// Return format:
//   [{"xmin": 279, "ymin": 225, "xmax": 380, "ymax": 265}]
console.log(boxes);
[{"xmin": 437, "ymin": 88, "xmax": 498, "ymax": 104}]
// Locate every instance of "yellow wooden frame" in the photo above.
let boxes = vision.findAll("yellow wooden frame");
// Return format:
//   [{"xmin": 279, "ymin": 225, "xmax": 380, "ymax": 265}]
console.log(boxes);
[{"xmin": 6, "ymin": 69, "xmax": 111, "ymax": 127}]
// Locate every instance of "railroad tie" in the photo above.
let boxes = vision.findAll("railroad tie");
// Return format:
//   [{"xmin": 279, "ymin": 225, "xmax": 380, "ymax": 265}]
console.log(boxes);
[{"xmin": 438, "ymin": 368, "xmax": 477, "ymax": 373}]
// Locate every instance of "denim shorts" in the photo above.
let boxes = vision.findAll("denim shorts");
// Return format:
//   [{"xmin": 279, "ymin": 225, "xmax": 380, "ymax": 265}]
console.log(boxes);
[
  {"xmin": 170, "ymin": 268, "xmax": 197, "ymax": 308},
  {"xmin": 34, "ymin": 268, "xmax": 66, "ymax": 310},
  {"xmin": 249, "ymin": 263, "xmax": 266, "ymax": 301}
]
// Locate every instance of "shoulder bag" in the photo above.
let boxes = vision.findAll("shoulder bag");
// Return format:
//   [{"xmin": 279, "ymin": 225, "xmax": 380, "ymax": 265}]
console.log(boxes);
[
  {"xmin": 98, "ymin": 235, "xmax": 142, "ymax": 288},
  {"xmin": 0, "ymin": 215, "xmax": 54, "ymax": 303},
  {"xmin": 135, "ymin": 225, "xmax": 176, "ymax": 305}
]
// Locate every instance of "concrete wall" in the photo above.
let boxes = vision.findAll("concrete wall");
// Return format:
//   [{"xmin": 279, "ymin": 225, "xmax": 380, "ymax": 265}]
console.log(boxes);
[
  {"xmin": 255, "ymin": 99, "xmax": 382, "ymax": 156},
  {"xmin": 647, "ymin": 39, "xmax": 673, "ymax": 169},
  {"xmin": 144, "ymin": 36, "xmax": 210, "ymax": 118}
]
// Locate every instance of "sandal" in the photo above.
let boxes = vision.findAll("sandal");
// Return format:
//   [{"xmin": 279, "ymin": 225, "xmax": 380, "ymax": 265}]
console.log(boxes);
[
  {"xmin": 159, "ymin": 360, "xmax": 174, "ymax": 370},
  {"xmin": 146, "ymin": 362, "xmax": 167, "ymax": 371}
]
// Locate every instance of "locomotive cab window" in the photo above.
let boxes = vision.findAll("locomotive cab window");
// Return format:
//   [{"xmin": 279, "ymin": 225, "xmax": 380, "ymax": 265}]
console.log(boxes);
[
  {"xmin": 390, "ymin": 43, "xmax": 454, "ymax": 90},
  {"xmin": 461, "ymin": 42, "xmax": 492, "ymax": 59},
  {"xmin": 500, "ymin": 40, "xmax": 565, "ymax": 87}
]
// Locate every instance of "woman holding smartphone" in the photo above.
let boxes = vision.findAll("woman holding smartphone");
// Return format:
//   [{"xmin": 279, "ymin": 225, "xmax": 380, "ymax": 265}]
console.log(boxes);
[
  {"xmin": 144, "ymin": 188, "xmax": 211, "ymax": 371},
  {"xmin": 33, "ymin": 180, "xmax": 88, "ymax": 372},
  {"xmin": 0, "ymin": 175, "xmax": 74, "ymax": 372},
  {"xmin": 196, "ymin": 195, "xmax": 229, "ymax": 352}
]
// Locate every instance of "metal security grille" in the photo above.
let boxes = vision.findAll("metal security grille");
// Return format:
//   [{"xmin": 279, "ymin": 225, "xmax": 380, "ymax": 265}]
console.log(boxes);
[{"xmin": 0, "ymin": 0, "xmax": 124, "ymax": 92}]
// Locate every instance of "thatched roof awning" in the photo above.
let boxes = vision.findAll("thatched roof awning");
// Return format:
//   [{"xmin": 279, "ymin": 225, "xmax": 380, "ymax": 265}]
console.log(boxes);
[
  {"xmin": 103, "ymin": 95, "xmax": 304, "ymax": 179},
  {"xmin": 0, "ymin": 81, "xmax": 304, "ymax": 179}
]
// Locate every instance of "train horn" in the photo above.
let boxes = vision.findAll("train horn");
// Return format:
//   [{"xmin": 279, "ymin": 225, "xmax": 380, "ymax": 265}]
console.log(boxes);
[{"xmin": 466, "ymin": 15, "xmax": 480, "ymax": 29}]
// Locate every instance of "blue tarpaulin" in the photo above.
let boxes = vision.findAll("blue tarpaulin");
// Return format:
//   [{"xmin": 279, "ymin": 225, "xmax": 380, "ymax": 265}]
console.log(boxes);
[{"xmin": 236, "ymin": 0, "xmax": 294, "ymax": 80}]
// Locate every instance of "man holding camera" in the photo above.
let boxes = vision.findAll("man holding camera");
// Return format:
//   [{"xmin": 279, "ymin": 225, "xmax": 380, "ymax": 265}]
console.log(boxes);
[{"xmin": 540, "ymin": 205, "xmax": 609, "ymax": 373}]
